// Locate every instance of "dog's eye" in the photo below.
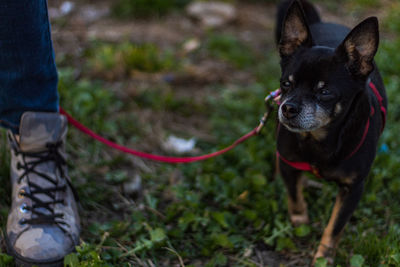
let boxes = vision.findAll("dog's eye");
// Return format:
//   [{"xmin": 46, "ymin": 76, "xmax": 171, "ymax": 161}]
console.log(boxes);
[
  {"xmin": 281, "ymin": 81, "xmax": 291, "ymax": 89},
  {"xmin": 317, "ymin": 81, "xmax": 325, "ymax": 89},
  {"xmin": 321, "ymin": 89, "xmax": 330, "ymax": 95}
]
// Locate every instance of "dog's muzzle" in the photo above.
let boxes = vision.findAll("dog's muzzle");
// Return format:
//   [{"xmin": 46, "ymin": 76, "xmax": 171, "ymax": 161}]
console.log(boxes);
[{"xmin": 278, "ymin": 100, "xmax": 330, "ymax": 132}]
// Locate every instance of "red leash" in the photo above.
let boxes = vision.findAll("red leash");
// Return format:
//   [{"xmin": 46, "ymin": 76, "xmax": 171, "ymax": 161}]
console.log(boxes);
[
  {"xmin": 59, "ymin": 90, "xmax": 279, "ymax": 164},
  {"xmin": 60, "ymin": 106, "xmax": 259, "ymax": 164},
  {"xmin": 60, "ymin": 89, "xmax": 278, "ymax": 163}
]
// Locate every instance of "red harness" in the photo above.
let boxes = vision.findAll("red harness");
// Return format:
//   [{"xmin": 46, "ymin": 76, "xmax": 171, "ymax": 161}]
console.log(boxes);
[{"xmin": 277, "ymin": 81, "xmax": 386, "ymax": 178}]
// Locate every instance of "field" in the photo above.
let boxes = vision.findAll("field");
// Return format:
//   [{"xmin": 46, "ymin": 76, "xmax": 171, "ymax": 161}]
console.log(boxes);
[{"xmin": 0, "ymin": 0, "xmax": 399, "ymax": 266}]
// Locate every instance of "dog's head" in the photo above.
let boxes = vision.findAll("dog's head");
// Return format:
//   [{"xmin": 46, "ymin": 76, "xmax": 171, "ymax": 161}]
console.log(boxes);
[{"xmin": 277, "ymin": 0, "xmax": 379, "ymax": 133}]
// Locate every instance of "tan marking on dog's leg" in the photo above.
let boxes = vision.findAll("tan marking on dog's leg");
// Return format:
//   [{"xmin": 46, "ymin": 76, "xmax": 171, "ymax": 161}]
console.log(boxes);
[
  {"xmin": 312, "ymin": 194, "xmax": 344, "ymax": 265},
  {"xmin": 330, "ymin": 172, "xmax": 357, "ymax": 186},
  {"xmin": 339, "ymin": 174, "xmax": 357, "ymax": 186},
  {"xmin": 288, "ymin": 175, "xmax": 309, "ymax": 226}
]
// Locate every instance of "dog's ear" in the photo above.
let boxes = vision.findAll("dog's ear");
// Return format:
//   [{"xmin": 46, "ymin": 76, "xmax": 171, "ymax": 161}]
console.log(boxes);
[
  {"xmin": 279, "ymin": 0, "xmax": 313, "ymax": 57},
  {"xmin": 336, "ymin": 17, "xmax": 379, "ymax": 77}
]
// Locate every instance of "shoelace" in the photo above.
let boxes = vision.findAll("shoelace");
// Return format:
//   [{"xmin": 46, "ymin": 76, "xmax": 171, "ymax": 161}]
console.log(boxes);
[{"xmin": 15, "ymin": 141, "xmax": 76, "ymax": 226}]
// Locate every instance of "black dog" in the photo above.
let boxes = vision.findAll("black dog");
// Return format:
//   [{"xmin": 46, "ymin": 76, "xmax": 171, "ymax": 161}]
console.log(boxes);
[{"xmin": 275, "ymin": 0, "xmax": 387, "ymax": 263}]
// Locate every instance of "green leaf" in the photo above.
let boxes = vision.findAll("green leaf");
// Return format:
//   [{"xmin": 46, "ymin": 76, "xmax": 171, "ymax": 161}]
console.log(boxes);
[
  {"xmin": 212, "ymin": 211, "xmax": 229, "ymax": 229},
  {"xmin": 0, "ymin": 253, "xmax": 14, "ymax": 264},
  {"xmin": 178, "ymin": 212, "xmax": 197, "ymax": 231},
  {"xmin": 350, "ymin": 254, "xmax": 365, "ymax": 267},
  {"xmin": 392, "ymin": 253, "xmax": 400, "ymax": 263},
  {"xmin": 150, "ymin": 228, "xmax": 166, "ymax": 243},
  {"xmin": 314, "ymin": 257, "xmax": 328, "ymax": 267},
  {"xmin": 276, "ymin": 237, "xmax": 296, "ymax": 251},
  {"xmin": 211, "ymin": 233, "xmax": 234, "ymax": 249},
  {"xmin": 294, "ymin": 224, "xmax": 311, "ymax": 237},
  {"xmin": 145, "ymin": 194, "xmax": 158, "ymax": 210},
  {"xmin": 206, "ymin": 252, "xmax": 228, "ymax": 267},
  {"xmin": 242, "ymin": 209, "xmax": 258, "ymax": 221},
  {"xmin": 64, "ymin": 253, "xmax": 80, "ymax": 267},
  {"xmin": 104, "ymin": 170, "xmax": 128, "ymax": 183}
]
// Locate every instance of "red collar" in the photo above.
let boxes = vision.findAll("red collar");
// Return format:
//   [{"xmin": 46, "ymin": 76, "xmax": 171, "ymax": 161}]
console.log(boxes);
[
  {"xmin": 277, "ymin": 151, "xmax": 322, "ymax": 177},
  {"xmin": 277, "ymin": 81, "xmax": 386, "ymax": 178}
]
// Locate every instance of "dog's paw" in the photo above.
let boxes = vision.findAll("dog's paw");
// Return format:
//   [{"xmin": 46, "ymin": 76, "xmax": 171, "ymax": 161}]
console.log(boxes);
[{"xmin": 290, "ymin": 213, "xmax": 309, "ymax": 226}]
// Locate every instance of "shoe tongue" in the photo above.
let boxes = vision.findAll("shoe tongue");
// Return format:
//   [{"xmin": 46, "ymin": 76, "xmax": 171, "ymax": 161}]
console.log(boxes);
[
  {"xmin": 19, "ymin": 112, "xmax": 67, "ymax": 152},
  {"xmin": 17, "ymin": 112, "xmax": 68, "ymax": 217}
]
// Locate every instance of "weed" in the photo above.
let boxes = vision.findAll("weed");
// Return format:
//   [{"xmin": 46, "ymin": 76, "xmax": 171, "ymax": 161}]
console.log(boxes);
[{"xmin": 86, "ymin": 42, "xmax": 176, "ymax": 80}]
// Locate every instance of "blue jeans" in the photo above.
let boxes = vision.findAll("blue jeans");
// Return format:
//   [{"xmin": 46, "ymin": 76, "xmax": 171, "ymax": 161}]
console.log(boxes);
[{"xmin": 0, "ymin": 0, "xmax": 58, "ymax": 133}]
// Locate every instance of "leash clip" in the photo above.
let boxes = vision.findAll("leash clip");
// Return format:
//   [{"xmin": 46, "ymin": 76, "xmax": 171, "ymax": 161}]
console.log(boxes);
[
  {"xmin": 266, "ymin": 88, "xmax": 281, "ymax": 105},
  {"xmin": 256, "ymin": 101, "xmax": 274, "ymax": 134},
  {"xmin": 256, "ymin": 88, "xmax": 281, "ymax": 134}
]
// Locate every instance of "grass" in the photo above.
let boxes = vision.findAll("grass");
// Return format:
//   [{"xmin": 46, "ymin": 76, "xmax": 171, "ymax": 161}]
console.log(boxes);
[
  {"xmin": 383, "ymin": 2, "xmax": 400, "ymax": 39},
  {"xmin": 112, "ymin": 0, "xmax": 192, "ymax": 19},
  {"xmin": 206, "ymin": 33, "xmax": 256, "ymax": 69},
  {"xmin": 86, "ymin": 42, "xmax": 176, "ymax": 80},
  {"xmin": 1, "ymin": 1, "xmax": 400, "ymax": 266},
  {"xmin": 111, "ymin": 0, "xmax": 278, "ymax": 18}
]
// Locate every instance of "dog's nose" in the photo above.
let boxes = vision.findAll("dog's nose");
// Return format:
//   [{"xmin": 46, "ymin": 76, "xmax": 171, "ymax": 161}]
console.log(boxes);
[{"xmin": 281, "ymin": 102, "xmax": 300, "ymax": 119}]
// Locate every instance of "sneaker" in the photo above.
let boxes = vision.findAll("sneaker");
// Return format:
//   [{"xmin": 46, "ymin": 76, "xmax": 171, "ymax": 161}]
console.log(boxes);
[{"xmin": 5, "ymin": 111, "xmax": 80, "ymax": 267}]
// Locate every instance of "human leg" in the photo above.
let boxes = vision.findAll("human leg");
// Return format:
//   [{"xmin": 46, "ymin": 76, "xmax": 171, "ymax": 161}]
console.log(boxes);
[{"xmin": 0, "ymin": 0, "xmax": 59, "ymax": 133}]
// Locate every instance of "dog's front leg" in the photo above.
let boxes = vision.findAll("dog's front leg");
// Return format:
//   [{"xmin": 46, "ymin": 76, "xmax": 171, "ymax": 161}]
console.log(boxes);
[
  {"xmin": 280, "ymin": 162, "xmax": 309, "ymax": 226},
  {"xmin": 313, "ymin": 180, "xmax": 365, "ymax": 265}
]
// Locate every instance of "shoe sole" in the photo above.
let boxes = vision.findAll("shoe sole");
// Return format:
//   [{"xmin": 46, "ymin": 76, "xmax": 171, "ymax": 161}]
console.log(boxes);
[{"xmin": 5, "ymin": 234, "xmax": 64, "ymax": 267}]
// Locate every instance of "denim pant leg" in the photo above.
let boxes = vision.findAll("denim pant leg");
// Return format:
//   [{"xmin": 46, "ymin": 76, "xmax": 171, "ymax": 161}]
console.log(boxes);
[{"xmin": 0, "ymin": 0, "xmax": 59, "ymax": 133}]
